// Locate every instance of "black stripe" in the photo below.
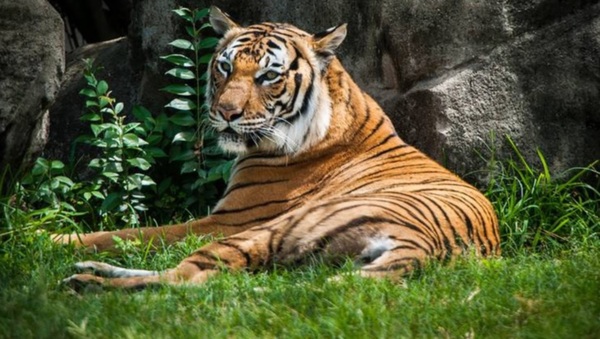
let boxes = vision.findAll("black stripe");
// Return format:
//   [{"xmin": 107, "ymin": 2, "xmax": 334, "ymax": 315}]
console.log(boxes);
[
  {"xmin": 287, "ymin": 73, "xmax": 303, "ymax": 113},
  {"xmin": 192, "ymin": 250, "xmax": 231, "ymax": 266},
  {"xmin": 218, "ymin": 241, "xmax": 253, "ymax": 267},
  {"xmin": 362, "ymin": 144, "xmax": 410, "ymax": 162},
  {"xmin": 267, "ymin": 40, "xmax": 280, "ymax": 50},
  {"xmin": 222, "ymin": 179, "xmax": 288, "ymax": 199},
  {"xmin": 364, "ymin": 133, "xmax": 397, "ymax": 153},
  {"xmin": 271, "ymin": 35, "xmax": 288, "ymax": 44},
  {"xmin": 420, "ymin": 194, "xmax": 462, "ymax": 254},
  {"xmin": 186, "ymin": 260, "xmax": 218, "ymax": 270},
  {"xmin": 213, "ymin": 198, "xmax": 291, "ymax": 215},
  {"xmin": 297, "ymin": 69, "xmax": 315, "ymax": 116}
]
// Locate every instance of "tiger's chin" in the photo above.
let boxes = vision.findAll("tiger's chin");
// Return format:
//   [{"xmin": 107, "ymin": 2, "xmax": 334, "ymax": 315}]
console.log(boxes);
[
  {"xmin": 218, "ymin": 132, "xmax": 252, "ymax": 155},
  {"xmin": 217, "ymin": 131, "xmax": 294, "ymax": 156}
]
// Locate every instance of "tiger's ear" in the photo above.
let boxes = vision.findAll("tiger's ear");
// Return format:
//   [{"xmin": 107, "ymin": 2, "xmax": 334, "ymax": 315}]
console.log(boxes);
[
  {"xmin": 210, "ymin": 6, "xmax": 240, "ymax": 35},
  {"xmin": 313, "ymin": 24, "xmax": 347, "ymax": 59}
]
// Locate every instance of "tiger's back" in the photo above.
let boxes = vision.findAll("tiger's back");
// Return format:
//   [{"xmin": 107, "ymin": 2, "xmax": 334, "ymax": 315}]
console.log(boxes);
[{"xmin": 62, "ymin": 7, "xmax": 499, "ymax": 289}]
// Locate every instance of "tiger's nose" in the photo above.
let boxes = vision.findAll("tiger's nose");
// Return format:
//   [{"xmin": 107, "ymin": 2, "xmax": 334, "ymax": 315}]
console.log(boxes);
[{"xmin": 217, "ymin": 106, "xmax": 243, "ymax": 122}]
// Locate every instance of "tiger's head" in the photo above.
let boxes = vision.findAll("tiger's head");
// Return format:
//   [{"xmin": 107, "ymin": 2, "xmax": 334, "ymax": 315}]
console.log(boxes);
[{"xmin": 207, "ymin": 7, "xmax": 347, "ymax": 155}]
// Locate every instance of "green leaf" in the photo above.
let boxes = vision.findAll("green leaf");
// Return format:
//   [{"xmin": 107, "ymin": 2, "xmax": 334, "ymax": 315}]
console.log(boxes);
[
  {"xmin": 200, "ymin": 23, "xmax": 212, "ymax": 31},
  {"xmin": 79, "ymin": 88, "xmax": 97, "ymax": 98},
  {"xmin": 96, "ymin": 80, "xmax": 109, "ymax": 95},
  {"xmin": 91, "ymin": 191, "xmax": 104, "ymax": 200},
  {"xmin": 81, "ymin": 112, "xmax": 102, "ymax": 122},
  {"xmin": 198, "ymin": 54, "xmax": 213, "ymax": 64},
  {"xmin": 194, "ymin": 8, "xmax": 210, "ymax": 21},
  {"xmin": 160, "ymin": 84, "xmax": 196, "ymax": 96},
  {"xmin": 185, "ymin": 26, "xmax": 197, "ymax": 38},
  {"xmin": 165, "ymin": 68, "xmax": 195, "ymax": 80},
  {"xmin": 172, "ymin": 8, "xmax": 193, "ymax": 22},
  {"xmin": 84, "ymin": 73, "xmax": 97, "ymax": 87},
  {"xmin": 31, "ymin": 158, "xmax": 49, "ymax": 176},
  {"xmin": 127, "ymin": 157, "xmax": 152, "ymax": 171},
  {"xmin": 88, "ymin": 158, "xmax": 104, "ymax": 169},
  {"xmin": 90, "ymin": 123, "xmax": 114, "ymax": 137},
  {"xmin": 124, "ymin": 122, "xmax": 141, "ymax": 133},
  {"xmin": 197, "ymin": 37, "xmax": 219, "ymax": 50},
  {"xmin": 169, "ymin": 112, "xmax": 196, "ymax": 126},
  {"xmin": 169, "ymin": 39, "xmax": 193, "ymax": 50},
  {"xmin": 100, "ymin": 192, "xmax": 122, "ymax": 212},
  {"xmin": 147, "ymin": 134, "xmax": 163, "ymax": 145},
  {"xmin": 171, "ymin": 149, "xmax": 196, "ymax": 162},
  {"xmin": 54, "ymin": 176, "xmax": 74, "ymax": 187},
  {"xmin": 166, "ymin": 98, "xmax": 197, "ymax": 111},
  {"xmin": 160, "ymin": 54, "xmax": 195, "ymax": 67},
  {"xmin": 181, "ymin": 160, "xmax": 198, "ymax": 174},
  {"xmin": 85, "ymin": 99, "xmax": 99, "ymax": 108},
  {"xmin": 115, "ymin": 102, "xmax": 124, "ymax": 114},
  {"xmin": 134, "ymin": 204, "xmax": 149, "ymax": 212},
  {"xmin": 132, "ymin": 105, "xmax": 152, "ymax": 121},
  {"xmin": 146, "ymin": 147, "xmax": 168, "ymax": 158},
  {"xmin": 207, "ymin": 166, "xmax": 223, "ymax": 182},
  {"xmin": 105, "ymin": 162, "xmax": 124, "ymax": 173},
  {"xmin": 102, "ymin": 172, "xmax": 119, "ymax": 183},
  {"xmin": 123, "ymin": 133, "xmax": 149, "ymax": 147},
  {"xmin": 50, "ymin": 160, "xmax": 65, "ymax": 170},
  {"xmin": 99, "ymin": 96, "xmax": 111, "ymax": 109},
  {"xmin": 139, "ymin": 174, "xmax": 156, "ymax": 186},
  {"xmin": 172, "ymin": 131, "xmax": 195, "ymax": 143},
  {"xmin": 154, "ymin": 113, "xmax": 170, "ymax": 133}
]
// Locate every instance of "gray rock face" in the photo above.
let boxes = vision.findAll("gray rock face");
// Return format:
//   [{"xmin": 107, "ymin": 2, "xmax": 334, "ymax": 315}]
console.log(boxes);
[
  {"xmin": 385, "ymin": 0, "xmax": 600, "ymax": 179},
  {"xmin": 38, "ymin": 0, "xmax": 600, "ymax": 182},
  {"xmin": 0, "ymin": 0, "xmax": 64, "ymax": 171}
]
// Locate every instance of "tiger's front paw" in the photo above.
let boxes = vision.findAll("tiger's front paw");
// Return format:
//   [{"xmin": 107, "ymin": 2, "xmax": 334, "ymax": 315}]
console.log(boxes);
[{"xmin": 62, "ymin": 273, "xmax": 105, "ymax": 292}]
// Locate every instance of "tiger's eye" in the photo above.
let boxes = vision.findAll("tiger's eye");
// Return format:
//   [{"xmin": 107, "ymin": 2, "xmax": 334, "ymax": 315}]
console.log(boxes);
[
  {"xmin": 264, "ymin": 71, "xmax": 279, "ymax": 80},
  {"xmin": 220, "ymin": 62, "xmax": 231, "ymax": 73}
]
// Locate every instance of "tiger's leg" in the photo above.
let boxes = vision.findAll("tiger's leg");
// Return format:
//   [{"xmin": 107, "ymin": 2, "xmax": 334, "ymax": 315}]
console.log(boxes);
[
  {"xmin": 63, "ymin": 196, "xmax": 451, "ymax": 290},
  {"xmin": 63, "ymin": 226, "xmax": 273, "ymax": 290},
  {"xmin": 52, "ymin": 216, "xmax": 245, "ymax": 253}
]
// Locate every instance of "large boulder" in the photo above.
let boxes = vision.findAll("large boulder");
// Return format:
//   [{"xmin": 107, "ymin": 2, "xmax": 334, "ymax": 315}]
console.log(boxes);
[
  {"xmin": 44, "ymin": 0, "xmax": 600, "ymax": 182},
  {"xmin": 0, "ymin": 0, "xmax": 64, "ymax": 171}
]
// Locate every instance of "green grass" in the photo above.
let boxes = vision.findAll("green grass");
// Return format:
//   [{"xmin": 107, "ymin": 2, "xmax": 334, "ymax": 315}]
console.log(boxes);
[
  {"xmin": 1, "ymin": 234, "xmax": 599, "ymax": 338},
  {"xmin": 1, "ymin": 142, "xmax": 599, "ymax": 338}
]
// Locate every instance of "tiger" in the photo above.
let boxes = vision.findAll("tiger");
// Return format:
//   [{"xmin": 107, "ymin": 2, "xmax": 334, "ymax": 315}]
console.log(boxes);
[{"xmin": 61, "ymin": 6, "xmax": 500, "ymax": 289}]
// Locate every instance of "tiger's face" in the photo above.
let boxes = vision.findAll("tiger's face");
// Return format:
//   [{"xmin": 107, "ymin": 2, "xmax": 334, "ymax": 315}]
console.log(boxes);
[{"xmin": 207, "ymin": 8, "xmax": 347, "ymax": 155}]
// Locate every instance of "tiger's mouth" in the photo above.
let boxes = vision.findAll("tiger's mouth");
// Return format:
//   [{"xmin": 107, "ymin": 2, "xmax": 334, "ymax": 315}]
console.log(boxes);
[{"xmin": 217, "ymin": 126, "xmax": 263, "ymax": 152}]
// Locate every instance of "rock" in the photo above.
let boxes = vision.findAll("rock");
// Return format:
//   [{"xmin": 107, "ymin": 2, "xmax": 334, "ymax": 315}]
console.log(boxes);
[
  {"xmin": 389, "ymin": 1, "xmax": 600, "ymax": 180},
  {"xmin": 0, "ymin": 0, "xmax": 64, "ymax": 171}
]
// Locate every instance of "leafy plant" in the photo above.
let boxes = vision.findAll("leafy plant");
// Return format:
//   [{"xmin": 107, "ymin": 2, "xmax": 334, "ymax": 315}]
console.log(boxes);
[
  {"xmin": 7, "ymin": 7, "xmax": 232, "ymax": 231},
  {"xmin": 158, "ymin": 7, "xmax": 233, "ymax": 213},
  {"xmin": 485, "ymin": 136, "xmax": 600, "ymax": 254},
  {"xmin": 77, "ymin": 59, "xmax": 157, "ymax": 226}
]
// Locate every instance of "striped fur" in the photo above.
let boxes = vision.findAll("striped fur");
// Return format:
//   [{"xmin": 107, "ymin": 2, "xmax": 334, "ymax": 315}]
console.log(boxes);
[{"xmin": 62, "ymin": 7, "xmax": 500, "ymax": 289}]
